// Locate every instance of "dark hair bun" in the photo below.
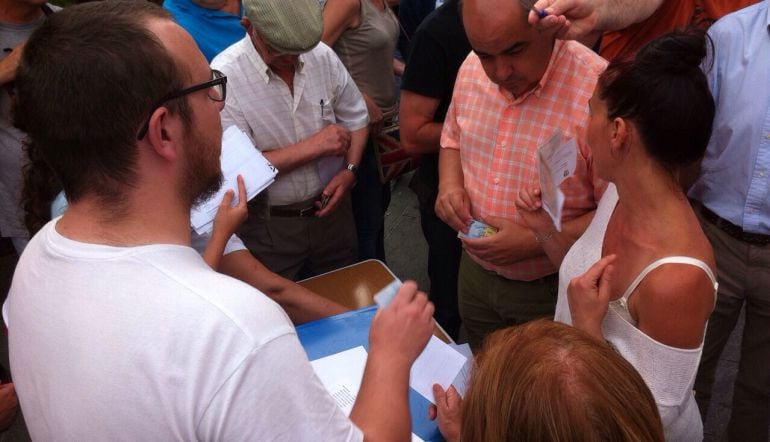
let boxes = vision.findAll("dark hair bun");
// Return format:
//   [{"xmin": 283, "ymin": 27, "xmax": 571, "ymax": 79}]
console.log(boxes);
[
  {"xmin": 598, "ymin": 28, "xmax": 715, "ymax": 170},
  {"xmin": 635, "ymin": 29, "xmax": 709, "ymax": 75}
]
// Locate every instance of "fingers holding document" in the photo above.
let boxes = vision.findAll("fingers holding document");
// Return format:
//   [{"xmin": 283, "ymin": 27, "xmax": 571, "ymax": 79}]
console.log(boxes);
[{"xmin": 370, "ymin": 280, "xmax": 434, "ymax": 368}]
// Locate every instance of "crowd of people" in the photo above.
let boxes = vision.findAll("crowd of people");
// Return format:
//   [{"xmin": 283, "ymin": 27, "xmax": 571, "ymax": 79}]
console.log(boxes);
[{"xmin": 0, "ymin": 0, "xmax": 767, "ymax": 439}]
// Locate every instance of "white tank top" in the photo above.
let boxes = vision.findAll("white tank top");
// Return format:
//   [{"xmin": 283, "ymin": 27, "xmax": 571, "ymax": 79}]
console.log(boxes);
[{"xmin": 555, "ymin": 183, "xmax": 717, "ymax": 442}]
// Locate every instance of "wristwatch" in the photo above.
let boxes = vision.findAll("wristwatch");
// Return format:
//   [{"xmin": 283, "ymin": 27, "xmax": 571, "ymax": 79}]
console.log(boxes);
[{"xmin": 345, "ymin": 162, "xmax": 359, "ymax": 174}]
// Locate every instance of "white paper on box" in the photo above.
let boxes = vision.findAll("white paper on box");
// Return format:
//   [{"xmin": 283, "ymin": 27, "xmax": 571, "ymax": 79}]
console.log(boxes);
[
  {"xmin": 537, "ymin": 131, "xmax": 578, "ymax": 232},
  {"xmin": 190, "ymin": 126, "xmax": 278, "ymax": 234}
]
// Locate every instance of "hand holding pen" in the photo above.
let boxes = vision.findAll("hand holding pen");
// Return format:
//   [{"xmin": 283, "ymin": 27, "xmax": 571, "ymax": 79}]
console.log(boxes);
[{"xmin": 526, "ymin": 0, "xmax": 602, "ymax": 41}]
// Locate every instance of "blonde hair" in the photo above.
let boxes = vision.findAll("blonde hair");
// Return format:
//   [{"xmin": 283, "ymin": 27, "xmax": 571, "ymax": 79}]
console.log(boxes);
[{"xmin": 461, "ymin": 320, "xmax": 664, "ymax": 442}]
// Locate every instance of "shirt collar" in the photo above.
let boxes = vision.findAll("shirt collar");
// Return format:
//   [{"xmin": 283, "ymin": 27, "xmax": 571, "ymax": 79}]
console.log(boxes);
[
  {"xmin": 501, "ymin": 39, "xmax": 563, "ymax": 104},
  {"xmin": 244, "ymin": 39, "xmax": 306, "ymax": 84}
]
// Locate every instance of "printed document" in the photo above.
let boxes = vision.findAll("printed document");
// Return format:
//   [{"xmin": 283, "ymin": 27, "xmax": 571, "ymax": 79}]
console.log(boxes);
[
  {"xmin": 190, "ymin": 125, "xmax": 277, "ymax": 234},
  {"xmin": 537, "ymin": 131, "xmax": 578, "ymax": 231}
]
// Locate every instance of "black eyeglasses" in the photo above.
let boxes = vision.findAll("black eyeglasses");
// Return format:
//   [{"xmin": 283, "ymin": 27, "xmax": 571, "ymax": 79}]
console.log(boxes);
[{"xmin": 136, "ymin": 69, "xmax": 227, "ymax": 140}]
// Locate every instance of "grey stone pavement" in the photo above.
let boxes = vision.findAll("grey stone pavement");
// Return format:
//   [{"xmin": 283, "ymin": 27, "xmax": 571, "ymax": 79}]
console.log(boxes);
[{"xmin": 0, "ymin": 172, "xmax": 758, "ymax": 440}]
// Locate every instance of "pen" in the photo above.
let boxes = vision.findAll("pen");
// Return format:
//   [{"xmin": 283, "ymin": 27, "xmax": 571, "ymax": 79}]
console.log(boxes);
[
  {"xmin": 518, "ymin": 0, "xmax": 547, "ymax": 18},
  {"xmin": 320, "ymin": 99, "xmax": 324, "ymax": 119}
]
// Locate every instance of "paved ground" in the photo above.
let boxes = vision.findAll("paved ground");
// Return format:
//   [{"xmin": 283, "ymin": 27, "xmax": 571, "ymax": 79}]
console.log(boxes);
[{"xmin": 0, "ymin": 172, "xmax": 759, "ymax": 440}]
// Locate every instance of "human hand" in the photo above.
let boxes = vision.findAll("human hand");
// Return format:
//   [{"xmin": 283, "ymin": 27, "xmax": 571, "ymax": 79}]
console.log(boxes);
[
  {"xmin": 0, "ymin": 41, "xmax": 26, "ymax": 86},
  {"xmin": 428, "ymin": 384, "xmax": 462, "ymax": 442},
  {"xmin": 435, "ymin": 186, "xmax": 472, "ymax": 233},
  {"xmin": 368, "ymin": 281, "xmax": 434, "ymax": 369},
  {"xmin": 461, "ymin": 215, "xmax": 534, "ymax": 265},
  {"xmin": 315, "ymin": 168, "xmax": 355, "ymax": 217},
  {"xmin": 567, "ymin": 254, "xmax": 616, "ymax": 340},
  {"xmin": 311, "ymin": 124, "xmax": 351, "ymax": 157},
  {"xmin": 515, "ymin": 186, "xmax": 557, "ymax": 237},
  {"xmin": 529, "ymin": 0, "xmax": 600, "ymax": 40},
  {"xmin": 0, "ymin": 383, "xmax": 18, "ymax": 430},
  {"xmin": 212, "ymin": 175, "xmax": 248, "ymax": 239}
]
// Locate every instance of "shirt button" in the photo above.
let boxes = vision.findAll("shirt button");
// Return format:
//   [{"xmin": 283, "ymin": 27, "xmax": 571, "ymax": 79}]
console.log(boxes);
[
  {"xmin": 760, "ymin": 171, "xmax": 766, "ymax": 177},
  {"xmin": 494, "ymin": 178, "xmax": 500, "ymax": 185},
  {"xmin": 766, "ymin": 133, "xmax": 770, "ymax": 139}
]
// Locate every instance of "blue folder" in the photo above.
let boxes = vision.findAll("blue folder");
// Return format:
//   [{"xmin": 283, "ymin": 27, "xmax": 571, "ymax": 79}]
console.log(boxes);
[{"xmin": 296, "ymin": 305, "xmax": 444, "ymax": 441}]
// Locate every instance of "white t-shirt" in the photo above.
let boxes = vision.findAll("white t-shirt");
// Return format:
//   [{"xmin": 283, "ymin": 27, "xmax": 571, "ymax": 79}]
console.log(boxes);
[{"xmin": 5, "ymin": 220, "xmax": 362, "ymax": 441}]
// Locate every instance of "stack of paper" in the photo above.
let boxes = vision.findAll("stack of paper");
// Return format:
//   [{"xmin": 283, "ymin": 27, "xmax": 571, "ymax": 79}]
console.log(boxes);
[{"xmin": 190, "ymin": 126, "xmax": 278, "ymax": 234}]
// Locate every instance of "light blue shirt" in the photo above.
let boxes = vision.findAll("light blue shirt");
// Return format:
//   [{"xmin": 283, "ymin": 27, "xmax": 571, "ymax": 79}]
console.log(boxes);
[{"xmin": 689, "ymin": 0, "xmax": 770, "ymax": 235}]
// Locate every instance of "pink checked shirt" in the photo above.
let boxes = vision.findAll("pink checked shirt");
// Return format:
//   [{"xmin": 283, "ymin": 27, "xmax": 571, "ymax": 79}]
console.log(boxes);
[{"xmin": 441, "ymin": 40, "xmax": 608, "ymax": 281}]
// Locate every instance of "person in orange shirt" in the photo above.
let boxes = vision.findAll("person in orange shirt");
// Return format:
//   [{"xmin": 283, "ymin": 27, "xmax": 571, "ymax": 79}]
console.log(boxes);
[
  {"xmin": 530, "ymin": 0, "xmax": 758, "ymax": 60},
  {"xmin": 436, "ymin": 0, "xmax": 606, "ymax": 349}
]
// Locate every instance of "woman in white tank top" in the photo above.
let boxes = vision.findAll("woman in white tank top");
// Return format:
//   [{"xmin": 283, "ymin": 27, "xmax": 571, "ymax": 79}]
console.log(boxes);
[{"xmin": 516, "ymin": 30, "xmax": 717, "ymax": 441}]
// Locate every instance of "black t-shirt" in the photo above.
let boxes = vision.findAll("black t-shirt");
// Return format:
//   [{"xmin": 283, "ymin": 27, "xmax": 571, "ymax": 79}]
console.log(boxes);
[
  {"xmin": 397, "ymin": 0, "xmax": 436, "ymax": 58},
  {"xmin": 401, "ymin": 0, "xmax": 471, "ymax": 204}
]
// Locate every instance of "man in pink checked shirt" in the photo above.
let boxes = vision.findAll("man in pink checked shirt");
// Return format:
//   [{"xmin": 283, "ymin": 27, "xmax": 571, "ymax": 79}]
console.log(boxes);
[{"xmin": 436, "ymin": 0, "xmax": 606, "ymax": 349}]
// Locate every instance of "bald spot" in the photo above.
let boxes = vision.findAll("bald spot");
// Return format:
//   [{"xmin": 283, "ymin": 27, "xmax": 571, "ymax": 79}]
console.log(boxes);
[{"xmin": 462, "ymin": 0, "xmax": 530, "ymax": 54}]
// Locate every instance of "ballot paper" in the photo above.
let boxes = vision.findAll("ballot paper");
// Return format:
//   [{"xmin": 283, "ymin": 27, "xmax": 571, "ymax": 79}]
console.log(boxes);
[
  {"xmin": 190, "ymin": 126, "xmax": 278, "ymax": 234},
  {"xmin": 373, "ymin": 279, "xmax": 402, "ymax": 308},
  {"xmin": 449, "ymin": 343, "xmax": 473, "ymax": 398},
  {"xmin": 374, "ymin": 281, "xmax": 468, "ymax": 404},
  {"xmin": 537, "ymin": 132, "xmax": 578, "ymax": 232},
  {"xmin": 410, "ymin": 335, "xmax": 468, "ymax": 405}
]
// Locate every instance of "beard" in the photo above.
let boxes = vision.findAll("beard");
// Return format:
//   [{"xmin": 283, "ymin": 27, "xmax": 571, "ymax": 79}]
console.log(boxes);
[{"xmin": 180, "ymin": 125, "xmax": 223, "ymax": 208}]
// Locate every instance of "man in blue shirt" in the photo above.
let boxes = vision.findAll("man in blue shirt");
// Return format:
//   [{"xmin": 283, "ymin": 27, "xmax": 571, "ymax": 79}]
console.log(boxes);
[
  {"xmin": 690, "ymin": 1, "xmax": 770, "ymax": 439},
  {"xmin": 163, "ymin": 0, "xmax": 244, "ymax": 61}
]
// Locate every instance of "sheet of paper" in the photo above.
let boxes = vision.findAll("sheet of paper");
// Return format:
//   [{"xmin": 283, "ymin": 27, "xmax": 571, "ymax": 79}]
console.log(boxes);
[
  {"xmin": 410, "ymin": 335, "xmax": 468, "ymax": 405},
  {"xmin": 310, "ymin": 346, "xmax": 367, "ymax": 416},
  {"xmin": 449, "ymin": 343, "xmax": 473, "ymax": 398},
  {"xmin": 537, "ymin": 132, "xmax": 578, "ymax": 232},
  {"xmin": 190, "ymin": 125, "xmax": 278, "ymax": 234}
]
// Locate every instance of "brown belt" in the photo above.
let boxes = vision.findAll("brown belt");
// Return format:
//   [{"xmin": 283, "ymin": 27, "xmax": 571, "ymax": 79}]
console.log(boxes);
[
  {"xmin": 269, "ymin": 196, "xmax": 320, "ymax": 218},
  {"xmin": 700, "ymin": 205, "xmax": 770, "ymax": 246}
]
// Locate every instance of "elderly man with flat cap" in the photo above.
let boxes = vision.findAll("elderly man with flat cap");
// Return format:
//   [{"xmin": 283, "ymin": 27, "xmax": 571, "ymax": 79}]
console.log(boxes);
[{"xmin": 212, "ymin": 0, "xmax": 367, "ymax": 280}]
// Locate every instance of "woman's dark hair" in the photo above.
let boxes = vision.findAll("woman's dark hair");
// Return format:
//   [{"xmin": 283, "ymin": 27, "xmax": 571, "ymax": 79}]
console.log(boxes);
[{"xmin": 597, "ymin": 28, "xmax": 715, "ymax": 170}]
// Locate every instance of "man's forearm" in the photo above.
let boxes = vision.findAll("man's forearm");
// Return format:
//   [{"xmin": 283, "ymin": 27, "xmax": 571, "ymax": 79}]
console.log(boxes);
[
  {"xmin": 400, "ymin": 90, "xmax": 443, "ymax": 154},
  {"xmin": 219, "ymin": 251, "xmax": 348, "ymax": 324},
  {"xmin": 438, "ymin": 148, "xmax": 464, "ymax": 190},
  {"xmin": 403, "ymin": 120, "xmax": 443, "ymax": 154},
  {"xmin": 346, "ymin": 127, "xmax": 367, "ymax": 166},
  {"xmin": 596, "ymin": 0, "xmax": 663, "ymax": 31},
  {"xmin": 263, "ymin": 139, "xmax": 323, "ymax": 175},
  {"xmin": 349, "ymin": 351, "xmax": 412, "ymax": 441}
]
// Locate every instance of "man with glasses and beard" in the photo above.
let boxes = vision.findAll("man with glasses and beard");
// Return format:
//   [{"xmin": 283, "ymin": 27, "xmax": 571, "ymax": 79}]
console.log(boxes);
[{"xmin": 4, "ymin": 2, "xmax": 434, "ymax": 439}]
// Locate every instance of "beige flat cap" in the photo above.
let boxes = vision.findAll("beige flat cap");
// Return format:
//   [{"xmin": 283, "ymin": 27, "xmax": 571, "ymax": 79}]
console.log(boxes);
[{"xmin": 245, "ymin": 0, "xmax": 323, "ymax": 54}]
